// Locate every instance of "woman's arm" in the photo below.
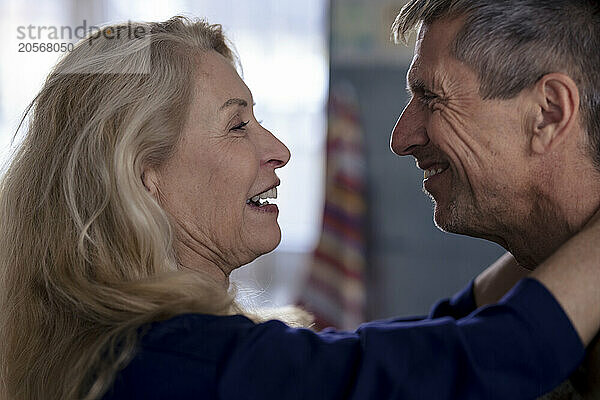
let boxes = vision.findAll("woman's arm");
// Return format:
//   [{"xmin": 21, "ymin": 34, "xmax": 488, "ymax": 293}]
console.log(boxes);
[
  {"xmin": 474, "ymin": 252, "xmax": 531, "ymax": 307},
  {"xmin": 531, "ymin": 210, "xmax": 600, "ymax": 346},
  {"xmin": 109, "ymin": 212, "xmax": 600, "ymax": 400},
  {"xmin": 473, "ymin": 210, "xmax": 600, "ymax": 346},
  {"xmin": 216, "ymin": 277, "xmax": 584, "ymax": 400}
]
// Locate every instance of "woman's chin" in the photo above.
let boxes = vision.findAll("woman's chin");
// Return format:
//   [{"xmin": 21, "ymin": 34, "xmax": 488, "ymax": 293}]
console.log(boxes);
[{"xmin": 251, "ymin": 227, "xmax": 282, "ymax": 258}]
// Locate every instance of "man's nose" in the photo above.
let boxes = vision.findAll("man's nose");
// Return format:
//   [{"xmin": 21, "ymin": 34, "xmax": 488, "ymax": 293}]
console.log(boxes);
[{"xmin": 390, "ymin": 100, "xmax": 429, "ymax": 156}]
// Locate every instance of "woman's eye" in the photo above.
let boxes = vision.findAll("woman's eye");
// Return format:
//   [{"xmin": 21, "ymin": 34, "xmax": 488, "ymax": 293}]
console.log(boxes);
[{"xmin": 231, "ymin": 120, "xmax": 250, "ymax": 132}]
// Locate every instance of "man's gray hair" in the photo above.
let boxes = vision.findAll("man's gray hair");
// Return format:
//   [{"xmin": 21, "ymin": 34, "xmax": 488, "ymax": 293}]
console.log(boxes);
[{"xmin": 393, "ymin": 0, "xmax": 600, "ymax": 169}]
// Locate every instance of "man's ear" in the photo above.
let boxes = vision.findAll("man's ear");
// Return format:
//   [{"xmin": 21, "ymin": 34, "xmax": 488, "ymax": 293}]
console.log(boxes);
[
  {"xmin": 141, "ymin": 167, "xmax": 160, "ymax": 198},
  {"xmin": 530, "ymin": 73, "xmax": 580, "ymax": 155}
]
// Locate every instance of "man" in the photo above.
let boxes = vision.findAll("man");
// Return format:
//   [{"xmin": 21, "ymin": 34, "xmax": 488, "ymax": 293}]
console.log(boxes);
[{"xmin": 390, "ymin": 1, "xmax": 600, "ymax": 398}]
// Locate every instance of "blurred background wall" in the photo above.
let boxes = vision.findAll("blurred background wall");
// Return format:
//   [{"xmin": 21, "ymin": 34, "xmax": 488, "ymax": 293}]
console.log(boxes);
[{"xmin": 0, "ymin": 0, "xmax": 504, "ymax": 327}]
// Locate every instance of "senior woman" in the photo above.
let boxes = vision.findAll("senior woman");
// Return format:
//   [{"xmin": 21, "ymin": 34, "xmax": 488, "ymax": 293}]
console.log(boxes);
[{"xmin": 0, "ymin": 16, "xmax": 599, "ymax": 400}]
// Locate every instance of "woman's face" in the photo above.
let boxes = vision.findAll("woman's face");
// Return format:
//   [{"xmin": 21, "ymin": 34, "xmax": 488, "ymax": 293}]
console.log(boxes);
[{"xmin": 149, "ymin": 51, "xmax": 290, "ymax": 276}]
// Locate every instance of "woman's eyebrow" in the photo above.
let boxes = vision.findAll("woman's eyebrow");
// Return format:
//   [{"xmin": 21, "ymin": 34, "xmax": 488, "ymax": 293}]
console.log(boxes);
[{"xmin": 219, "ymin": 98, "xmax": 248, "ymax": 111}]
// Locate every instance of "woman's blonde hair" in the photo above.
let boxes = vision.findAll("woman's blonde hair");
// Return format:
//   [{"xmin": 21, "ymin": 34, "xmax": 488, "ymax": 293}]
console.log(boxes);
[{"xmin": 0, "ymin": 16, "xmax": 309, "ymax": 400}]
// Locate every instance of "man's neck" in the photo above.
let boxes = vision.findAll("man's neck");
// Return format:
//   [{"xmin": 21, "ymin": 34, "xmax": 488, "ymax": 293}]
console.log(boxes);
[{"xmin": 506, "ymin": 161, "xmax": 600, "ymax": 269}]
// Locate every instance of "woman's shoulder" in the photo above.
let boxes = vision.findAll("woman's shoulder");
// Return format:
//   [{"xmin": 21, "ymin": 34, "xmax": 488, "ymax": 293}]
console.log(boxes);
[
  {"xmin": 142, "ymin": 313, "xmax": 256, "ymax": 339},
  {"xmin": 139, "ymin": 313, "xmax": 260, "ymax": 359},
  {"xmin": 104, "ymin": 313, "xmax": 264, "ymax": 399}
]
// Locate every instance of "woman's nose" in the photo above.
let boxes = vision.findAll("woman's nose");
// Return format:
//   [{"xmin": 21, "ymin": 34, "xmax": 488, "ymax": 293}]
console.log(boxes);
[{"xmin": 262, "ymin": 127, "xmax": 291, "ymax": 169}]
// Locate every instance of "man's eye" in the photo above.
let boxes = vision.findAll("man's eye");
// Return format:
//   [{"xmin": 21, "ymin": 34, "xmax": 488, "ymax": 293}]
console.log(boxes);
[
  {"xmin": 420, "ymin": 93, "xmax": 438, "ymax": 106},
  {"xmin": 231, "ymin": 120, "xmax": 250, "ymax": 132}
]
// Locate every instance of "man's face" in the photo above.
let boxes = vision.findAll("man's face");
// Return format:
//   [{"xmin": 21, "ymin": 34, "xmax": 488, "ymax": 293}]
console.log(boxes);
[{"xmin": 390, "ymin": 17, "xmax": 532, "ymax": 241}]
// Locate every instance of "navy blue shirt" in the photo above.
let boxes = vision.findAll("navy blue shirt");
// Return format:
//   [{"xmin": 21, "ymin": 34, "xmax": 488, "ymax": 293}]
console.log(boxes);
[{"xmin": 103, "ymin": 278, "xmax": 584, "ymax": 399}]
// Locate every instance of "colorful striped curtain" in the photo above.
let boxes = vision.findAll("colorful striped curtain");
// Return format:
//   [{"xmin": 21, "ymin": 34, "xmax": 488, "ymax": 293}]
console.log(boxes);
[{"xmin": 299, "ymin": 82, "xmax": 367, "ymax": 331}]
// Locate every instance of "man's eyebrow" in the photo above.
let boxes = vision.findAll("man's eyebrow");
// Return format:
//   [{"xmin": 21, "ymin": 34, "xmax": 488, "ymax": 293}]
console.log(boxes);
[
  {"xmin": 219, "ymin": 98, "xmax": 248, "ymax": 111},
  {"xmin": 406, "ymin": 77, "xmax": 428, "ymax": 94}
]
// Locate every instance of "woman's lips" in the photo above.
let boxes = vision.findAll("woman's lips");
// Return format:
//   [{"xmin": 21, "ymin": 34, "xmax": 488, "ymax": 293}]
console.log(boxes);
[{"xmin": 246, "ymin": 202, "xmax": 278, "ymax": 213}]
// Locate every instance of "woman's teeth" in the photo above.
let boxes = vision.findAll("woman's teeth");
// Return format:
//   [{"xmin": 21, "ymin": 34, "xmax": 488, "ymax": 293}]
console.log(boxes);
[
  {"xmin": 246, "ymin": 187, "xmax": 277, "ymax": 206},
  {"xmin": 424, "ymin": 167, "xmax": 445, "ymax": 179}
]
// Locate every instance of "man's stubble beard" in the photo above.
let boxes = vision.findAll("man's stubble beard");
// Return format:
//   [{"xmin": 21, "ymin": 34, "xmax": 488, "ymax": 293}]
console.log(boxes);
[
  {"xmin": 427, "ymin": 183, "xmax": 570, "ymax": 269},
  {"xmin": 427, "ymin": 186, "xmax": 514, "ymax": 253},
  {"xmin": 429, "ymin": 189, "xmax": 482, "ymax": 238}
]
